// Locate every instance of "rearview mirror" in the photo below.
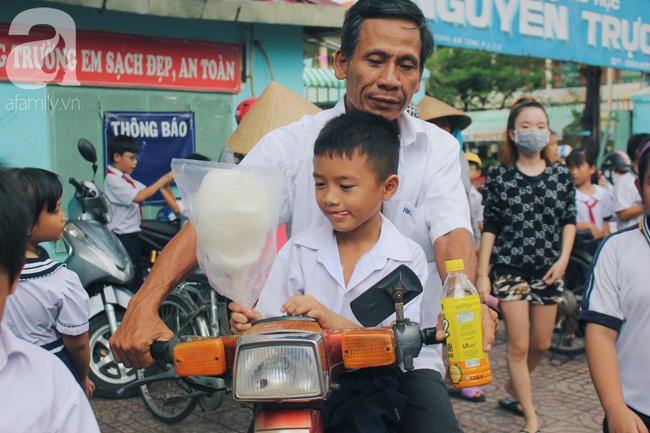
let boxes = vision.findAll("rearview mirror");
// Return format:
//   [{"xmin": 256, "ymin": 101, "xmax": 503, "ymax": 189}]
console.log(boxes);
[
  {"xmin": 78, "ymin": 138, "xmax": 97, "ymax": 163},
  {"xmin": 350, "ymin": 265, "xmax": 423, "ymax": 327}
]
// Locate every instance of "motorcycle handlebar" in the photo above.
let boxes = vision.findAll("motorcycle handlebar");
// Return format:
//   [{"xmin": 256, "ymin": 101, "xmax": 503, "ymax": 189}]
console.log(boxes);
[
  {"xmin": 421, "ymin": 327, "xmax": 442, "ymax": 345},
  {"xmin": 69, "ymin": 177, "xmax": 84, "ymax": 193},
  {"xmin": 150, "ymin": 340, "xmax": 173, "ymax": 363}
]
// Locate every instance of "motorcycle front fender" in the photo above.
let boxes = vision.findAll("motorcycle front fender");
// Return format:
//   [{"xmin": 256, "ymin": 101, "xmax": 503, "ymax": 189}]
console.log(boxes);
[{"xmin": 89, "ymin": 285, "xmax": 133, "ymax": 318}]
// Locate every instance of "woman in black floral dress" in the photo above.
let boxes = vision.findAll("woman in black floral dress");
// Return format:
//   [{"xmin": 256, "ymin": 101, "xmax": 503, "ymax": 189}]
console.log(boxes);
[{"xmin": 476, "ymin": 101, "xmax": 577, "ymax": 433}]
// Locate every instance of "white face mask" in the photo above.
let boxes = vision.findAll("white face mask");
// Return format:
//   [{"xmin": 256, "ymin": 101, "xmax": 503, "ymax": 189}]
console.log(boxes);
[{"xmin": 514, "ymin": 130, "xmax": 550, "ymax": 156}]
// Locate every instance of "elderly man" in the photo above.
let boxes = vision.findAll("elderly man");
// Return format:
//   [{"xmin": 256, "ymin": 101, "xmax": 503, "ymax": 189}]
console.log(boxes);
[{"xmin": 110, "ymin": 1, "xmax": 497, "ymax": 431}]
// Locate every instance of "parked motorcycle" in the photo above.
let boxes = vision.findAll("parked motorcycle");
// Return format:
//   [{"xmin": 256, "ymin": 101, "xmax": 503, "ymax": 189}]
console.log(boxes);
[
  {"xmin": 119, "ymin": 266, "xmax": 439, "ymax": 431},
  {"xmin": 63, "ymin": 138, "xmax": 137, "ymax": 398}
]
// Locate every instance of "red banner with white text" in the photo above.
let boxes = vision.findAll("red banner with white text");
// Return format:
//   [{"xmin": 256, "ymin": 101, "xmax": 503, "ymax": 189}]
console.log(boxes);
[{"xmin": 0, "ymin": 23, "xmax": 241, "ymax": 92}]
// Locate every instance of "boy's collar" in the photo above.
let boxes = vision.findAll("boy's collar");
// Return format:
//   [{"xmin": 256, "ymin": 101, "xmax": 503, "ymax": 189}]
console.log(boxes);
[{"xmin": 107, "ymin": 165, "xmax": 124, "ymax": 175}]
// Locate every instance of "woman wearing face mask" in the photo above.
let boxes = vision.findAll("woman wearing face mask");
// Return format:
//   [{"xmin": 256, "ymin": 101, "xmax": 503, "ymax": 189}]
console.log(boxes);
[{"xmin": 476, "ymin": 101, "xmax": 577, "ymax": 433}]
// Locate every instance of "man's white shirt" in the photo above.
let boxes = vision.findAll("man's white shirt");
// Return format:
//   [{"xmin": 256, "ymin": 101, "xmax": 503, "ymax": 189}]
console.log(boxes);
[
  {"xmin": 242, "ymin": 98, "xmax": 472, "ymax": 374},
  {"xmin": 256, "ymin": 215, "xmax": 426, "ymax": 328},
  {"xmin": 0, "ymin": 323, "xmax": 100, "ymax": 433}
]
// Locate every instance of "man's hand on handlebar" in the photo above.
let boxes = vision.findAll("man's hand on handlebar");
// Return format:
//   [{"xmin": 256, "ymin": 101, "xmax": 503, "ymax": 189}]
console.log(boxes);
[
  {"xmin": 229, "ymin": 302, "xmax": 262, "ymax": 334},
  {"xmin": 109, "ymin": 301, "xmax": 174, "ymax": 369},
  {"xmin": 434, "ymin": 304, "xmax": 498, "ymax": 352}
]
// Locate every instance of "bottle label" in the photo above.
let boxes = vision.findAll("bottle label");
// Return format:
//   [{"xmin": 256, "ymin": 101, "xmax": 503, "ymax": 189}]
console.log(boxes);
[{"xmin": 441, "ymin": 294, "xmax": 492, "ymax": 387}]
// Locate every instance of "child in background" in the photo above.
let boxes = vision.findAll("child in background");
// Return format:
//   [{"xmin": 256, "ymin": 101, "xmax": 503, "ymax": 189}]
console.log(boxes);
[
  {"xmin": 3, "ymin": 168, "xmax": 94, "ymax": 398},
  {"xmin": 580, "ymin": 140, "xmax": 650, "ymax": 432},
  {"xmin": 613, "ymin": 133, "xmax": 650, "ymax": 230},
  {"xmin": 566, "ymin": 148, "xmax": 613, "ymax": 240},
  {"xmin": 0, "ymin": 166, "xmax": 100, "ymax": 432},
  {"xmin": 105, "ymin": 135, "xmax": 173, "ymax": 291},
  {"xmin": 160, "ymin": 153, "xmax": 211, "ymax": 228},
  {"xmin": 466, "ymin": 152, "xmax": 484, "ymax": 231},
  {"xmin": 229, "ymin": 111, "xmax": 427, "ymax": 433}
]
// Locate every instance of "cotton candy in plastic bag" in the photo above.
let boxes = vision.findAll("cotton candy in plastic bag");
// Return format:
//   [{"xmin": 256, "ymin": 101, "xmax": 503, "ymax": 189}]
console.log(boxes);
[{"xmin": 172, "ymin": 159, "xmax": 282, "ymax": 308}]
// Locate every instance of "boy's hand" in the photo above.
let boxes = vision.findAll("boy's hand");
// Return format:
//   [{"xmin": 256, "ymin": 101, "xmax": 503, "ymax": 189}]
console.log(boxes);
[
  {"xmin": 229, "ymin": 302, "xmax": 261, "ymax": 334},
  {"xmin": 159, "ymin": 171, "xmax": 174, "ymax": 189},
  {"xmin": 82, "ymin": 377, "xmax": 95, "ymax": 399},
  {"xmin": 588, "ymin": 224, "xmax": 604, "ymax": 240},
  {"xmin": 606, "ymin": 406, "xmax": 649, "ymax": 433},
  {"xmin": 282, "ymin": 296, "xmax": 340, "ymax": 329}
]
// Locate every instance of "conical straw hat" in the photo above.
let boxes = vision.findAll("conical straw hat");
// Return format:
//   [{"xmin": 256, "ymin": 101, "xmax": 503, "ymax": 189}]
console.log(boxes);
[
  {"xmin": 227, "ymin": 81, "xmax": 322, "ymax": 154},
  {"xmin": 417, "ymin": 96, "xmax": 472, "ymax": 131}
]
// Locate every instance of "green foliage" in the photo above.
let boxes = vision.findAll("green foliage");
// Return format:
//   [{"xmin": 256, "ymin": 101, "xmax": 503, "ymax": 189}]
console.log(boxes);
[{"xmin": 426, "ymin": 47, "xmax": 546, "ymax": 111}]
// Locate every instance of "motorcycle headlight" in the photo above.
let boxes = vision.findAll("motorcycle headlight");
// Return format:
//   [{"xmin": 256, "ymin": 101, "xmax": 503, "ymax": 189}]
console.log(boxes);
[
  {"xmin": 63, "ymin": 222, "xmax": 86, "ymax": 240},
  {"xmin": 233, "ymin": 332, "xmax": 327, "ymax": 401}
]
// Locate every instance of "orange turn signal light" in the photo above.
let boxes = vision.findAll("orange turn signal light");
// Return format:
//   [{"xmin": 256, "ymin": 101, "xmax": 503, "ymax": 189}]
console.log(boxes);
[
  {"xmin": 173, "ymin": 338, "xmax": 227, "ymax": 377},
  {"xmin": 341, "ymin": 329, "xmax": 396, "ymax": 369}
]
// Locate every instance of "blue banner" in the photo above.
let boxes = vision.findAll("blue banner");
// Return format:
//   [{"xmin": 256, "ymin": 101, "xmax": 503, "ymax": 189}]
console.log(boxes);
[
  {"xmin": 415, "ymin": 0, "xmax": 650, "ymax": 72},
  {"xmin": 103, "ymin": 112, "xmax": 195, "ymax": 206}
]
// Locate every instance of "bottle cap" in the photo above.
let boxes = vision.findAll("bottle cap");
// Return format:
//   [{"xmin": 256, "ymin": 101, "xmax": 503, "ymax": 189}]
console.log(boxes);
[{"xmin": 445, "ymin": 259, "xmax": 465, "ymax": 273}]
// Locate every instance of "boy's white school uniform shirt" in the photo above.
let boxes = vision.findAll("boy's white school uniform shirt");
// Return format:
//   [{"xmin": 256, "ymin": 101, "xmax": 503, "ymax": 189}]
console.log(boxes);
[
  {"xmin": 613, "ymin": 171, "xmax": 642, "ymax": 230},
  {"xmin": 3, "ymin": 258, "xmax": 90, "ymax": 352},
  {"xmin": 580, "ymin": 214, "xmax": 650, "ymax": 417},
  {"xmin": 0, "ymin": 323, "xmax": 100, "ymax": 432},
  {"xmin": 105, "ymin": 166, "xmax": 146, "ymax": 234},
  {"xmin": 256, "ymin": 215, "xmax": 426, "ymax": 328},
  {"xmin": 242, "ymin": 97, "xmax": 472, "ymax": 375},
  {"xmin": 575, "ymin": 184, "xmax": 613, "ymax": 230}
]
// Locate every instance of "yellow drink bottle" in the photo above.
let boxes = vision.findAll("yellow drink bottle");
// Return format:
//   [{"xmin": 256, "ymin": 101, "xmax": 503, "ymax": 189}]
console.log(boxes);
[{"xmin": 441, "ymin": 259, "xmax": 492, "ymax": 388}]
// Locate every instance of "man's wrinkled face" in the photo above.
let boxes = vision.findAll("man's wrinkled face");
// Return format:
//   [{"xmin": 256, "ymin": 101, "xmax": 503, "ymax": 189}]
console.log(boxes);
[{"xmin": 334, "ymin": 18, "xmax": 422, "ymax": 121}]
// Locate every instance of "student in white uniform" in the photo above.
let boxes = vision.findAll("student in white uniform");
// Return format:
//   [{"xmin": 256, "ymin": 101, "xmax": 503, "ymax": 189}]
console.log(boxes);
[
  {"xmin": 566, "ymin": 148, "xmax": 613, "ymax": 240},
  {"xmin": 3, "ymin": 169, "xmax": 95, "ymax": 398},
  {"xmin": 105, "ymin": 135, "xmax": 173, "ymax": 291},
  {"xmin": 613, "ymin": 134, "xmax": 650, "ymax": 230},
  {"xmin": 230, "ymin": 111, "xmax": 426, "ymax": 433},
  {"xmin": 0, "ymin": 166, "xmax": 100, "ymax": 433},
  {"xmin": 580, "ymin": 140, "xmax": 650, "ymax": 433}
]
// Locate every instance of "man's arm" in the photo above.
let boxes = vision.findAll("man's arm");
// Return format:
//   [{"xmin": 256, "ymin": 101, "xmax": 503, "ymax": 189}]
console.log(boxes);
[
  {"xmin": 616, "ymin": 205, "xmax": 644, "ymax": 222},
  {"xmin": 109, "ymin": 222, "xmax": 200, "ymax": 368}
]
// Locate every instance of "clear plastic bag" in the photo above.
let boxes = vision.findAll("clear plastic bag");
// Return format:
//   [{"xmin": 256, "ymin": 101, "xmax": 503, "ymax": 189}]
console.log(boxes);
[{"xmin": 172, "ymin": 159, "xmax": 282, "ymax": 308}]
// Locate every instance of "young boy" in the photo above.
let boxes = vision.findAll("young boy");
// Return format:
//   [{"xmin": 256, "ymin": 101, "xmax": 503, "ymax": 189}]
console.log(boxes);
[
  {"xmin": 566, "ymin": 148, "xmax": 613, "ymax": 240},
  {"xmin": 613, "ymin": 133, "xmax": 650, "ymax": 230},
  {"xmin": 466, "ymin": 152, "xmax": 484, "ymax": 231},
  {"xmin": 0, "ymin": 166, "xmax": 100, "ymax": 432},
  {"xmin": 105, "ymin": 135, "xmax": 172, "ymax": 290},
  {"xmin": 229, "ymin": 111, "xmax": 427, "ymax": 432},
  {"xmin": 580, "ymin": 141, "xmax": 650, "ymax": 432}
]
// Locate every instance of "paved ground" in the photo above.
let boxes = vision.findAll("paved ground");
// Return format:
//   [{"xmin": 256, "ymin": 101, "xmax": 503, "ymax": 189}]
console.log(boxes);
[{"xmin": 91, "ymin": 328, "xmax": 604, "ymax": 432}]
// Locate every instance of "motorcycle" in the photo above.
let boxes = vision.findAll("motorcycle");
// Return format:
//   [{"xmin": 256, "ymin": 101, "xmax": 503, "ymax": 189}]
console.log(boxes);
[
  {"xmin": 119, "ymin": 265, "xmax": 440, "ymax": 432},
  {"xmin": 62, "ymin": 138, "xmax": 137, "ymax": 398}
]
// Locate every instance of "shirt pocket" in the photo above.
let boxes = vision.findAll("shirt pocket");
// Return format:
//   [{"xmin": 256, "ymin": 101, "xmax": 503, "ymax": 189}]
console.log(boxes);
[{"xmin": 390, "ymin": 199, "xmax": 434, "ymax": 262}]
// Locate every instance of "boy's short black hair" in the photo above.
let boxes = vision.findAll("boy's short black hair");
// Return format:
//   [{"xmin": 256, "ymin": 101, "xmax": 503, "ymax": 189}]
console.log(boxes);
[
  {"xmin": 108, "ymin": 135, "xmax": 139, "ymax": 162},
  {"xmin": 185, "ymin": 153, "xmax": 210, "ymax": 161},
  {"xmin": 627, "ymin": 133, "xmax": 650, "ymax": 163},
  {"xmin": 14, "ymin": 168, "xmax": 63, "ymax": 229},
  {"xmin": 314, "ymin": 111, "xmax": 400, "ymax": 183},
  {"xmin": 0, "ymin": 165, "xmax": 29, "ymax": 284},
  {"xmin": 565, "ymin": 148, "xmax": 596, "ymax": 168}
]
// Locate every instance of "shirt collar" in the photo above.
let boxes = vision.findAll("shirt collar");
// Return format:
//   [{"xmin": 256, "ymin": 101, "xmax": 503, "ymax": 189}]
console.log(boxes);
[
  {"xmin": 641, "ymin": 213, "xmax": 650, "ymax": 246},
  {"xmin": 107, "ymin": 166, "xmax": 132, "ymax": 179},
  {"xmin": 333, "ymin": 97, "xmax": 423, "ymax": 148},
  {"xmin": 0, "ymin": 323, "xmax": 29, "ymax": 373},
  {"xmin": 295, "ymin": 213, "xmax": 413, "ymax": 264}
]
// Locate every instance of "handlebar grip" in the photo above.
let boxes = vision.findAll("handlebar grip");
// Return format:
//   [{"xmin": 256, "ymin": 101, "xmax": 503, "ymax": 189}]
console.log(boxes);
[
  {"xmin": 150, "ymin": 341, "xmax": 170, "ymax": 361},
  {"xmin": 421, "ymin": 328, "xmax": 443, "ymax": 345},
  {"xmin": 69, "ymin": 177, "xmax": 84, "ymax": 193}
]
